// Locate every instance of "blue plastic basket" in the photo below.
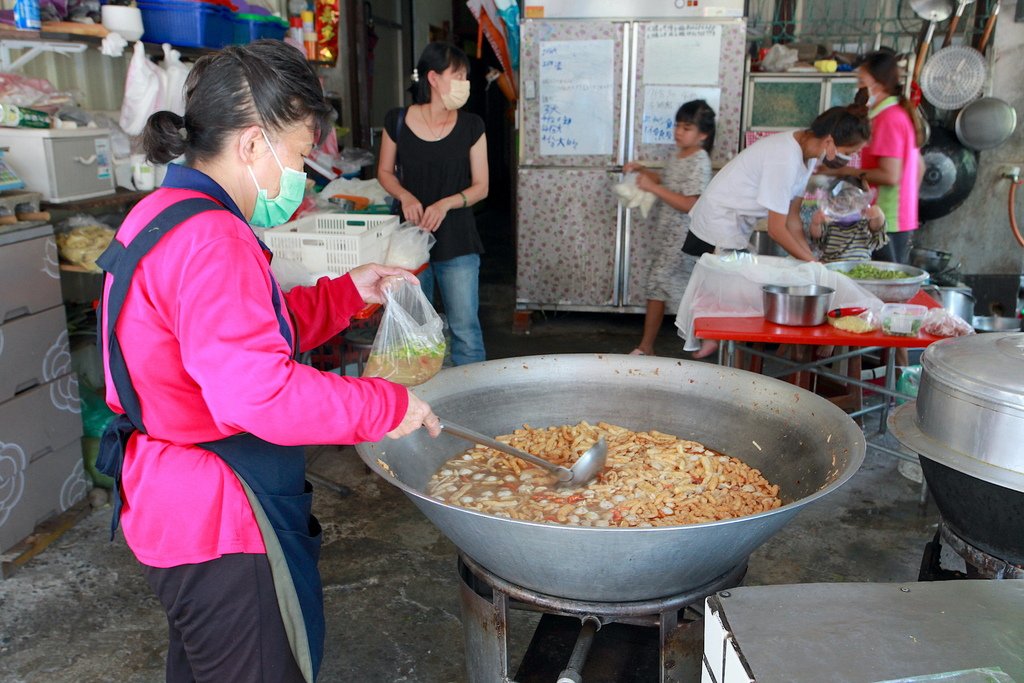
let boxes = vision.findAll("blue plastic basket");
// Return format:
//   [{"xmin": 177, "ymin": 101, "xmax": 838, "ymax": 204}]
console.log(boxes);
[
  {"xmin": 137, "ymin": 0, "xmax": 235, "ymax": 48},
  {"xmin": 232, "ymin": 13, "xmax": 287, "ymax": 44}
]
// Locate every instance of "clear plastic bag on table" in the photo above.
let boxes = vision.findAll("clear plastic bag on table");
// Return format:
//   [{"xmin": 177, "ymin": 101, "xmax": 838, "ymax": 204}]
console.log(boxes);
[
  {"xmin": 384, "ymin": 222, "xmax": 435, "ymax": 269},
  {"xmin": 827, "ymin": 307, "xmax": 881, "ymax": 334},
  {"xmin": 674, "ymin": 254, "xmax": 881, "ymax": 352},
  {"xmin": 920, "ymin": 308, "xmax": 975, "ymax": 337},
  {"xmin": 363, "ymin": 279, "xmax": 446, "ymax": 387}
]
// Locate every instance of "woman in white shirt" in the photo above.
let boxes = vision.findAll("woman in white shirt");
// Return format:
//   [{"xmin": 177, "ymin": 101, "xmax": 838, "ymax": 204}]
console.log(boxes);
[{"xmin": 684, "ymin": 104, "xmax": 871, "ymax": 262}]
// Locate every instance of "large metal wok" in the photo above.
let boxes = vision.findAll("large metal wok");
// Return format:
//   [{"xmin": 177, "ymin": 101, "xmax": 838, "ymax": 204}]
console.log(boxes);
[{"xmin": 356, "ymin": 354, "xmax": 865, "ymax": 601}]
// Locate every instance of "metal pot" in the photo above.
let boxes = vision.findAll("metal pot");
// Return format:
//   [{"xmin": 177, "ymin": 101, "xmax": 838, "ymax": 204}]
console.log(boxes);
[
  {"xmin": 892, "ymin": 333, "xmax": 1024, "ymax": 563},
  {"xmin": 762, "ymin": 284, "xmax": 834, "ymax": 326},
  {"xmin": 923, "ymin": 285, "xmax": 975, "ymax": 321},
  {"xmin": 919, "ymin": 126, "xmax": 979, "ymax": 221},
  {"xmin": 973, "ymin": 316, "xmax": 1022, "ymax": 332},
  {"xmin": 955, "ymin": 97, "xmax": 1018, "ymax": 150},
  {"xmin": 910, "ymin": 247, "xmax": 953, "ymax": 274},
  {"xmin": 357, "ymin": 354, "xmax": 866, "ymax": 601}
]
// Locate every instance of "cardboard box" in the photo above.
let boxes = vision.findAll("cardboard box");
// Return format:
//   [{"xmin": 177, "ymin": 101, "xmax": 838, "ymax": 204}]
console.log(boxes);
[
  {"xmin": 0, "ymin": 305, "xmax": 70, "ymax": 403},
  {"xmin": 0, "ymin": 374, "xmax": 84, "ymax": 553},
  {"xmin": 0, "ymin": 224, "xmax": 62, "ymax": 322}
]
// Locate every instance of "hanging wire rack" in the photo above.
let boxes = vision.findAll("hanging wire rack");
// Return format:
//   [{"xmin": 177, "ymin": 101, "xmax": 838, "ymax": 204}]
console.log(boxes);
[{"xmin": 746, "ymin": 0, "xmax": 996, "ymax": 58}]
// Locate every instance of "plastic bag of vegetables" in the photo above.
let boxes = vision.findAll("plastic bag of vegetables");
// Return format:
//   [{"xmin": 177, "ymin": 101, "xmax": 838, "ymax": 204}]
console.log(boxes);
[{"xmin": 363, "ymin": 279, "xmax": 446, "ymax": 386}]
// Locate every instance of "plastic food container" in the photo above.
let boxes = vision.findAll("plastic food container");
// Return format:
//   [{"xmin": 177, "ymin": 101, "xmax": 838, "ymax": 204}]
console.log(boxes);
[
  {"xmin": 881, "ymin": 303, "xmax": 927, "ymax": 337},
  {"xmin": 762, "ymin": 284, "xmax": 835, "ymax": 326}
]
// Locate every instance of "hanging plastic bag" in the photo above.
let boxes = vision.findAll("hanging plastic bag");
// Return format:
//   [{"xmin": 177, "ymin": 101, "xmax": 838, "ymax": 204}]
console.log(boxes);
[
  {"xmin": 363, "ymin": 280, "xmax": 446, "ymax": 387},
  {"xmin": 119, "ymin": 41, "xmax": 166, "ymax": 136},
  {"xmin": 385, "ymin": 222, "xmax": 435, "ymax": 269},
  {"xmin": 161, "ymin": 43, "xmax": 191, "ymax": 116}
]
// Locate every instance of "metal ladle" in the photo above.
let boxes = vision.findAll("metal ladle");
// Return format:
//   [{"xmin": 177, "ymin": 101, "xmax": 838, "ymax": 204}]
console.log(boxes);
[
  {"xmin": 910, "ymin": 0, "xmax": 953, "ymax": 83},
  {"xmin": 440, "ymin": 420, "xmax": 607, "ymax": 485}
]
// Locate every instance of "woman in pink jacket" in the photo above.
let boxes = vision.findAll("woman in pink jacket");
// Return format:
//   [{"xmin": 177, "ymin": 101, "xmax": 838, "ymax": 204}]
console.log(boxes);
[
  {"xmin": 95, "ymin": 40, "xmax": 440, "ymax": 683},
  {"xmin": 828, "ymin": 51, "xmax": 924, "ymax": 263}
]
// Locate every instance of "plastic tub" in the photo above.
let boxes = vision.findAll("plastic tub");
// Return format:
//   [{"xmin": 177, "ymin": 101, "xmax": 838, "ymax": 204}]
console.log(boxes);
[
  {"xmin": 233, "ymin": 12, "xmax": 287, "ymax": 43},
  {"xmin": 881, "ymin": 303, "xmax": 927, "ymax": 337},
  {"xmin": 762, "ymin": 284, "xmax": 835, "ymax": 327},
  {"xmin": 137, "ymin": 0, "xmax": 235, "ymax": 48}
]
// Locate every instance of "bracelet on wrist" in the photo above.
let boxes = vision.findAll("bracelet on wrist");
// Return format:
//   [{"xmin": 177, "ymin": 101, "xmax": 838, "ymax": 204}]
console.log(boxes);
[{"xmin": 459, "ymin": 191, "xmax": 468, "ymax": 208}]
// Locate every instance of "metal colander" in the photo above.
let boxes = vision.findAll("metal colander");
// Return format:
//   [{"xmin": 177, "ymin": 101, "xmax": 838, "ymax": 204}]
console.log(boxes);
[{"xmin": 919, "ymin": 45, "xmax": 987, "ymax": 110}]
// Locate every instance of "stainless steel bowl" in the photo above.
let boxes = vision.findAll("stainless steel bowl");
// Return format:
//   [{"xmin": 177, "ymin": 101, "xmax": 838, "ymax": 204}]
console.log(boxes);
[
  {"xmin": 973, "ymin": 316, "xmax": 1021, "ymax": 332},
  {"xmin": 762, "ymin": 284, "xmax": 834, "ymax": 326},
  {"xmin": 825, "ymin": 260, "xmax": 929, "ymax": 302},
  {"xmin": 356, "ymin": 354, "xmax": 865, "ymax": 601}
]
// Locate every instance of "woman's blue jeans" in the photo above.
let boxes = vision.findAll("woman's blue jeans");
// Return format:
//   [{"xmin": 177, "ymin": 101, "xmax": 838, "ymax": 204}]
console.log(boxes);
[{"xmin": 419, "ymin": 253, "xmax": 486, "ymax": 366}]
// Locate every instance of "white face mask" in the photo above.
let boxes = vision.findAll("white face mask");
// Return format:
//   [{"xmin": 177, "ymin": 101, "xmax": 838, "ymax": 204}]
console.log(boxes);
[{"xmin": 441, "ymin": 79, "xmax": 470, "ymax": 110}]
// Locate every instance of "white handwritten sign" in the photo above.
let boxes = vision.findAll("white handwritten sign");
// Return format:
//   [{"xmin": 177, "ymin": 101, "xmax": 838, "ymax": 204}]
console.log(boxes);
[
  {"xmin": 641, "ymin": 85, "xmax": 720, "ymax": 145},
  {"xmin": 643, "ymin": 23, "xmax": 722, "ymax": 86},
  {"xmin": 538, "ymin": 39, "xmax": 615, "ymax": 156}
]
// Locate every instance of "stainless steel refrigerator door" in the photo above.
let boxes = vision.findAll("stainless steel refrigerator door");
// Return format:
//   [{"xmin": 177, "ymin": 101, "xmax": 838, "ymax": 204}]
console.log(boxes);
[{"xmin": 515, "ymin": 167, "xmax": 622, "ymax": 309}]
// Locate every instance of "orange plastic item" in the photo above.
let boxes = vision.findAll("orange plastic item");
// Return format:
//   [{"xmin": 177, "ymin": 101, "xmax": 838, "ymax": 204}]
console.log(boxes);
[{"xmin": 330, "ymin": 194, "xmax": 370, "ymax": 210}]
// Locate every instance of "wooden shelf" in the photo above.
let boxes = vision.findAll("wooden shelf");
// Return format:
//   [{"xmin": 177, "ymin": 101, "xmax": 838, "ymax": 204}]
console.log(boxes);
[{"xmin": 43, "ymin": 188, "xmax": 150, "ymax": 212}]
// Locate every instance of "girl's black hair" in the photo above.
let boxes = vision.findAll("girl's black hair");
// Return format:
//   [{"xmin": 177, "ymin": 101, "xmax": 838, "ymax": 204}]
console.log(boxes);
[
  {"xmin": 408, "ymin": 42, "xmax": 471, "ymax": 105},
  {"xmin": 142, "ymin": 40, "xmax": 333, "ymax": 166},
  {"xmin": 675, "ymin": 99, "xmax": 717, "ymax": 153},
  {"xmin": 857, "ymin": 50, "xmax": 927, "ymax": 147},
  {"xmin": 809, "ymin": 104, "xmax": 871, "ymax": 147}
]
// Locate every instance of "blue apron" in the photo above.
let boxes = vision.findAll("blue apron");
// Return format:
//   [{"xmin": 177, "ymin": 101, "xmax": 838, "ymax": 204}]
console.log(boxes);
[{"xmin": 95, "ymin": 195, "xmax": 324, "ymax": 683}]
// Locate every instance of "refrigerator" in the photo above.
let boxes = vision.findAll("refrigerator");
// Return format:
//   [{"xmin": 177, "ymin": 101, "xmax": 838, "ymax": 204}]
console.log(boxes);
[{"xmin": 515, "ymin": 1, "xmax": 747, "ymax": 319}]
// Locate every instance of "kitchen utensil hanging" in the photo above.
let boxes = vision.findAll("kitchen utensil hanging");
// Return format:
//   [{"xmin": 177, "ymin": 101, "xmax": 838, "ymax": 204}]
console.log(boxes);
[
  {"xmin": 919, "ymin": 45, "xmax": 987, "ymax": 110},
  {"xmin": 941, "ymin": 0, "xmax": 975, "ymax": 47},
  {"xmin": 919, "ymin": 126, "xmax": 978, "ymax": 220},
  {"xmin": 976, "ymin": 0, "xmax": 999, "ymax": 55},
  {"xmin": 910, "ymin": 0, "xmax": 954, "ymax": 84},
  {"xmin": 955, "ymin": 96, "xmax": 1017, "ymax": 149}
]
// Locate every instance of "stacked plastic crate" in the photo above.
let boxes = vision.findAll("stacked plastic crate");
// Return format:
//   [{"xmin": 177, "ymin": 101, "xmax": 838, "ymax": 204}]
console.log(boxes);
[{"xmin": 136, "ymin": 0, "xmax": 239, "ymax": 48}]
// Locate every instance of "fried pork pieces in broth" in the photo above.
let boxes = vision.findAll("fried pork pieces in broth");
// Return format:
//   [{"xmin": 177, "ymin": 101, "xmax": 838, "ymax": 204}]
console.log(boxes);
[{"xmin": 425, "ymin": 422, "xmax": 782, "ymax": 527}]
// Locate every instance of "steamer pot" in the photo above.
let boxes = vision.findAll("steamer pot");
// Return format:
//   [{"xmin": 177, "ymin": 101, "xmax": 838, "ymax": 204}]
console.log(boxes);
[
  {"xmin": 892, "ymin": 333, "xmax": 1024, "ymax": 563},
  {"xmin": 357, "ymin": 354, "xmax": 865, "ymax": 601}
]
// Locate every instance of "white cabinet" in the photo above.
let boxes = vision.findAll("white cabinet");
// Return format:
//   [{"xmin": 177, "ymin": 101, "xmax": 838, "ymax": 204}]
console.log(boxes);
[{"xmin": 0, "ymin": 222, "xmax": 87, "ymax": 553}]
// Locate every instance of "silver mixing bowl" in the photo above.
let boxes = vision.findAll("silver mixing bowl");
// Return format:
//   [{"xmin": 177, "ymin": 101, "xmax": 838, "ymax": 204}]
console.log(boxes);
[
  {"xmin": 356, "ymin": 354, "xmax": 865, "ymax": 601},
  {"xmin": 825, "ymin": 260, "xmax": 929, "ymax": 302}
]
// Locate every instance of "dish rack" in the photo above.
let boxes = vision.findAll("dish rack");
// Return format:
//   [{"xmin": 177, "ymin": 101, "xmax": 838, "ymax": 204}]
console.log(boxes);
[{"xmin": 262, "ymin": 213, "xmax": 398, "ymax": 277}]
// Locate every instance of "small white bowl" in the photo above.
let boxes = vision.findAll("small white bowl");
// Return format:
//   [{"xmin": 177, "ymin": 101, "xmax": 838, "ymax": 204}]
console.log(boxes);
[{"xmin": 101, "ymin": 5, "xmax": 145, "ymax": 42}]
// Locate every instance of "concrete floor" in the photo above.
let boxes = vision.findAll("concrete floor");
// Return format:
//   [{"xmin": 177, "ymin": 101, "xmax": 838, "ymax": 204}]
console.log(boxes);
[{"xmin": 0, "ymin": 210, "xmax": 941, "ymax": 682}]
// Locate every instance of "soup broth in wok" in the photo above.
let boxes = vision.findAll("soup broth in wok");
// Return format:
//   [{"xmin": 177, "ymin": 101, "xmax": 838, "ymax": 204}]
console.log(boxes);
[{"xmin": 424, "ymin": 421, "xmax": 782, "ymax": 528}]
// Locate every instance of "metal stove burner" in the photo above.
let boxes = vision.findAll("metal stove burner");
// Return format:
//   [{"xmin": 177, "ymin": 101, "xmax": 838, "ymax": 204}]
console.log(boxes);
[
  {"xmin": 457, "ymin": 553, "xmax": 746, "ymax": 683},
  {"xmin": 919, "ymin": 519, "xmax": 1024, "ymax": 581}
]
